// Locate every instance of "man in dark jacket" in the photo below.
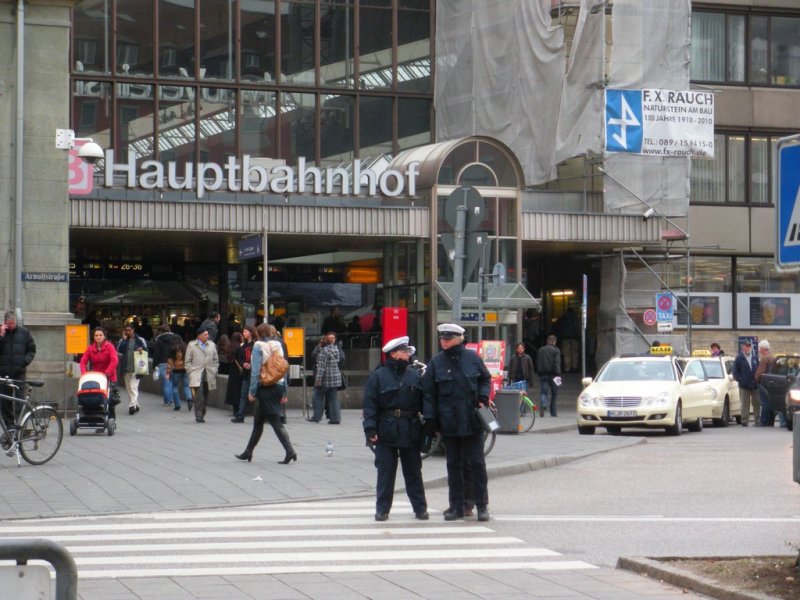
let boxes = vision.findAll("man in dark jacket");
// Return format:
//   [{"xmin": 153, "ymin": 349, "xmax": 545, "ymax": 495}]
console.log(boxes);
[
  {"xmin": 363, "ymin": 336, "xmax": 428, "ymax": 522},
  {"xmin": 507, "ymin": 342, "xmax": 535, "ymax": 391},
  {"xmin": 732, "ymin": 339, "xmax": 759, "ymax": 426},
  {"xmin": 423, "ymin": 323, "xmax": 492, "ymax": 522},
  {"xmin": 0, "ymin": 311, "xmax": 37, "ymax": 427},
  {"xmin": 536, "ymin": 334, "xmax": 562, "ymax": 417},
  {"xmin": 153, "ymin": 324, "xmax": 182, "ymax": 406}
]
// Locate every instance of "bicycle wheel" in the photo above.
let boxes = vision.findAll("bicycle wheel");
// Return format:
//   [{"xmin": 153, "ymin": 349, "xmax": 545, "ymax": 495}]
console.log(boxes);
[
  {"xmin": 482, "ymin": 430, "xmax": 496, "ymax": 456},
  {"xmin": 421, "ymin": 432, "xmax": 443, "ymax": 459},
  {"xmin": 18, "ymin": 407, "xmax": 63, "ymax": 465},
  {"xmin": 519, "ymin": 396, "xmax": 536, "ymax": 433}
]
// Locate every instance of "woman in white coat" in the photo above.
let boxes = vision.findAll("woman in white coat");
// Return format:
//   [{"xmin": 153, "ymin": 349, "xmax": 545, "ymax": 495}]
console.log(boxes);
[{"xmin": 185, "ymin": 326, "xmax": 219, "ymax": 423}]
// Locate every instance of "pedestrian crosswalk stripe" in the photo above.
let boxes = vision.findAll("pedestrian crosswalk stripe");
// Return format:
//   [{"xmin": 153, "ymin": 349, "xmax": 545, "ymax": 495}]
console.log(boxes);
[
  {"xmin": 73, "ymin": 561, "xmax": 598, "ymax": 579},
  {"xmin": 0, "ymin": 500, "xmax": 599, "ymax": 579},
  {"xmin": 62, "ymin": 536, "xmax": 524, "ymax": 554},
  {"xmin": 39, "ymin": 525, "xmax": 495, "ymax": 544}
]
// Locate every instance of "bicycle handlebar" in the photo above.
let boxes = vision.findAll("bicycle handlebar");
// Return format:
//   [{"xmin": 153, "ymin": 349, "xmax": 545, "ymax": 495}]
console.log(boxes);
[{"xmin": 0, "ymin": 376, "xmax": 44, "ymax": 387}]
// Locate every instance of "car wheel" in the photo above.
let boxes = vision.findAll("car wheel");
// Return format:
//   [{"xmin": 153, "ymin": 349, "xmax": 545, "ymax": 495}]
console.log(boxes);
[
  {"xmin": 605, "ymin": 425, "xmax": 622, "ymax": 434},
  {"xmin": 69, "ymin": 418, "xmax": 77, "ymax": 437},
  {"xmin": 578, "ymin": 425, "xmax": 595, "ymax": 435},
  {"xmin": 713, "ymin": 399, "xmax": 730, "ymax": 427},
  {"xmin": 687, "ymin": 416, "xmax": 703, "ymax": 432},
  {"xmin": 665, "ymin": 402, "xmax": 683, "ymax": 436}
]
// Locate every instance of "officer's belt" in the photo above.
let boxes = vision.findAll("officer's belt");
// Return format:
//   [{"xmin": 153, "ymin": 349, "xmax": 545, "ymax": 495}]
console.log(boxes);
[{"xmin": 379, "ymin": 409, "xmax": 418, "ymax": 419}]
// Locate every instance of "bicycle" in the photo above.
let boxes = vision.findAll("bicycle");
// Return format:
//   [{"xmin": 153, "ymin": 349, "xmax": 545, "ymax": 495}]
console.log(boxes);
[{"xmin": 0, "ymin": 376, "xmax": 63, "ymax": 466}]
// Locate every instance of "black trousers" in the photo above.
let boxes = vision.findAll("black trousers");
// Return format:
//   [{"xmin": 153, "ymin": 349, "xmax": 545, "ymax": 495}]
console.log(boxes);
[
  {"xmin": 374, "ymin": 442, "xmax": 427, "ymax": 515},
  {"xmin": 444, "ymin": 430, "xmax": 488, "ymax": 509},
  {"xmin": 244, "ymin": 389, "xmax": 294, "ymax": 456}
]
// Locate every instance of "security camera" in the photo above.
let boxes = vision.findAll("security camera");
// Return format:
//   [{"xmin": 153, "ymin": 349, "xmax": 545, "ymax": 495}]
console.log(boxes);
[
  {"xmin": 642, "ymin": 207, "xmax": 656, "ymax": 221},
  {"xmin": 78, "ymin": 141, "xmax": 104, "ymax": 164}
]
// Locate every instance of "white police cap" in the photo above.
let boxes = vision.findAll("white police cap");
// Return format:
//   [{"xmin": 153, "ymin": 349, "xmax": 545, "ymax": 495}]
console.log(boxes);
[
  {"xmin": 437, "ymin": 323, "xmax": 465, "ymax": 335},
  {"xmin": 382, "ymin": 336, "xmax": 410, "ymax": 354}
]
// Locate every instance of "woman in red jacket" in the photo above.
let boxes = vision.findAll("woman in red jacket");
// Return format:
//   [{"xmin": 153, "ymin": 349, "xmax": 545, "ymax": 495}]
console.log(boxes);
[{"xmin": 79, "ymin": 327, "xmax": 120, "ymax": 417}]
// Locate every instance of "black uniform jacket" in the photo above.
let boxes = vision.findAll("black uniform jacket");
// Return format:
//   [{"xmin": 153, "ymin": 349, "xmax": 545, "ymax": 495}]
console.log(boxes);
[
  {"xmin": 422, "ymin": 343, "xmax": 491, "ymax": 437},
  {"xmin": 362, "ymin": 358, "xmax": 423, "ymax": 448}
]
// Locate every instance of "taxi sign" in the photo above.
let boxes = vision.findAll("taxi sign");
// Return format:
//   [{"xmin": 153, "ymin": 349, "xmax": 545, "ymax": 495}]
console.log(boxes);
[
  {"xmin": 649, "ymin": 345, "xmax": 673, "ymax": 355},
  {"xmin": 691, "ymin": 349, "xmax": 712, "ymax": 357}
]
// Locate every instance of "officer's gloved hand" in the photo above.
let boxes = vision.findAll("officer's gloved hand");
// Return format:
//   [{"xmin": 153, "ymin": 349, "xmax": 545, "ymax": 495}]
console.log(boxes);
[
  {"xmin": 478, "ymin": 396, "xmax": 489, "ymax": 408},
  {"xmin": 424, "ymin": 418, "xmax": 438, "ymax": 436}
]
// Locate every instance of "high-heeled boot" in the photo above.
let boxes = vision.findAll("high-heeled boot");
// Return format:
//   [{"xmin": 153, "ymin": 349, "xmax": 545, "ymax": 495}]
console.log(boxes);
[
  {"xmin": 277, "ymin": 452, "xmax": 297, "ymax": 464},
  {"xmin": 235, "ymin": 451, "xmax": 253, "ymax": 462}
]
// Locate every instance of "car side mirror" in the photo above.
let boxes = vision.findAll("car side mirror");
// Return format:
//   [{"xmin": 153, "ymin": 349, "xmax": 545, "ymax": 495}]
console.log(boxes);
[
  {"xmin": 683, "ymin": 375, "xmax": 700, "ymax": 385},
  {"xmin": 581, "ymin": 377, "xmax": 593, "ymax": 388}
]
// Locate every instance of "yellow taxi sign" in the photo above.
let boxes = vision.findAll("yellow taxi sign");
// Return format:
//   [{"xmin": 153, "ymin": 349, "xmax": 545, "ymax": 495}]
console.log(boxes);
[
  {"xmin": 692, "ymin": 349, "xmax": 712, "ymax": 357},
  {"xmin": 650, "ymin": 345, "xmax": 673, "ymax": 355}
]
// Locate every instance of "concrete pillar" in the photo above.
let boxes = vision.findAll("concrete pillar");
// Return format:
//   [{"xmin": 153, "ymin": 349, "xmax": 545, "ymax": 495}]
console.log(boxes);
[{"xmin": 0, "ymin": 1, "xmax": 80, "ymax": 407}]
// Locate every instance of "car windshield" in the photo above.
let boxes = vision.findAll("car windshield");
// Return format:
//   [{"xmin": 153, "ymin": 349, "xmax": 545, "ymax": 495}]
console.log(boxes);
[{"xmin": 597, "ymin": 360, "xmax": 675, "ymax": 382}]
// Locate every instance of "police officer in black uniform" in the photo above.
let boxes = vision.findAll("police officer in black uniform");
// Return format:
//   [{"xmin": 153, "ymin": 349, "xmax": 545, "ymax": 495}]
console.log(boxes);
[
  {"xmin": 363, "ymin": 336, "xmax": 428, "ymax": 522},
  {"xmin": 422, "ymin": 323, "xmax": 492, "ymax": 522}
]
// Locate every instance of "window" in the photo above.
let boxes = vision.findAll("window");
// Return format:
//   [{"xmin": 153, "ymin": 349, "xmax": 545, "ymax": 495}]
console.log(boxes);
[
  {"xmin": 691, "ymin": 10, "xmax": 800, "ymax": 87},
  {"xmin": 690, "ymin": 12, "xmax": 745, "ymax": 83},
  {"xmin": 691, "ymin": 133, "xmax": 786, "ymax": 205}
]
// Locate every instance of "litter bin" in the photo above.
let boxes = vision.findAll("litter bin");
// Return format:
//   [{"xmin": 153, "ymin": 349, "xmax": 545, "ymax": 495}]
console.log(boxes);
[{"xmin": 493, "ymin": 390, "xmax": 523, "ymax": 433}]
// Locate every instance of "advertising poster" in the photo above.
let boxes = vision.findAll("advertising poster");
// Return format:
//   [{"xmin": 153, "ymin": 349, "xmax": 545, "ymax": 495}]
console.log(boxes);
[
  {"xmin": 749, "ymin": 297, "xmax": 791, "ymax": 326},
  {"xmin": 478, "ymin": 340, "xmax": 505, "ymax": 376},
  {"xmin": 676, "ymin": 296, "xmax": 720, "ymax": 326}
]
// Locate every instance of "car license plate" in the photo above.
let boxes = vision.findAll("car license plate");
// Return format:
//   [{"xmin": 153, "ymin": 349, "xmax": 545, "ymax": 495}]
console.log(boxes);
[{"xmin": 607, "ymin": 410, "xmax": 637, "ymax": 417}]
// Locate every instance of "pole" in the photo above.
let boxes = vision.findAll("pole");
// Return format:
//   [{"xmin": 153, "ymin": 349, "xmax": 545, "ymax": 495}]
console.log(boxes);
[
  {"xmin": 477, "ymin": 267, "xmax": 484, "ymax": 344},
  {"xmin": 14, "ymin": 0, "xmax": 25, "ymax": 321},
  {"xmin": 268, "ymin": 222, "xmax": 269, "ymax": 323},
  {"xmin": 451, "ymin": 190, "xmax": 467, "ymax": 323},
  {"xmin": 581, "ymin": 274, "xmax": 588, "ymax": 379}
]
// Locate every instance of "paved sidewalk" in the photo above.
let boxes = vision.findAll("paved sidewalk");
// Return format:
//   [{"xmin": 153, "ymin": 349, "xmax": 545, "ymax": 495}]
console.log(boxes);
[
  {"xmin": 0, "ymin": 375, "xmax": 638, "ymax": 520},
  {"xmin": 0, "ymin": 376, "xmax": 722, "ymax": 600}
]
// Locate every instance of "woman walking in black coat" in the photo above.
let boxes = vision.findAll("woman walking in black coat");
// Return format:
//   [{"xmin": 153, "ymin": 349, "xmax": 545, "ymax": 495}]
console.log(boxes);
[{"xmin": 235, "ymin": 324, "xmax": 296, "ymax": 464}]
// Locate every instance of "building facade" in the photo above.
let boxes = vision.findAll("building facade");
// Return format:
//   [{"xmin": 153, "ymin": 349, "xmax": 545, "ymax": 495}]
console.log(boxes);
[{"xmin": 1, "ymin": 0, "xmax": 798, "ymax": 395}]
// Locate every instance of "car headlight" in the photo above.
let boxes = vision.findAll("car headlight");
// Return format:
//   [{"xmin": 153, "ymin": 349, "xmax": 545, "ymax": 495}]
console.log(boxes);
[
  {"xmin": 788, "ymin": 389, "xmax": 800, "ymax": 404},
  {"xmin": 642, "ymin": 391, "xmax": 671, "ymax": 406},
  {"xmin": 579, "ymin": 391, "xmax": 603, "ymax": 407}
]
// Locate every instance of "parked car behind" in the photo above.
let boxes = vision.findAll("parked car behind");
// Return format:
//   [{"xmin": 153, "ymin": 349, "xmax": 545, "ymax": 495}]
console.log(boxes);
[{"xmin": 759, "ymin": 354, "xmax": 798, "ymax": 428}]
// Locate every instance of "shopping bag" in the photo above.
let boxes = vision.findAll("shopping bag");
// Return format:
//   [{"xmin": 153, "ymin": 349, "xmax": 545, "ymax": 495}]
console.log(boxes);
[{"xmin": 134, "ymin": 349, "xmax": 150, "ymax": 376}]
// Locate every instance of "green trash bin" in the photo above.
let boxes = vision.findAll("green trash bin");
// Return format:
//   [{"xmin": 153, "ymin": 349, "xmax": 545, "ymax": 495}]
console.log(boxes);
[{"xmin": 493, "ymin": 390, "xmax": 522, "ymax": 433}]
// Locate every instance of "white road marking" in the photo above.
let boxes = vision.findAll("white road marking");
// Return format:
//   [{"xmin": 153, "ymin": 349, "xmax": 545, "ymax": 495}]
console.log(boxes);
[
  {"xmin": 495, "ymin": 515, "xmax": 800, "ymax": 523},
  {"xmin": 0, "ymin": 500, "xmax": 600, "ymax": 579}
]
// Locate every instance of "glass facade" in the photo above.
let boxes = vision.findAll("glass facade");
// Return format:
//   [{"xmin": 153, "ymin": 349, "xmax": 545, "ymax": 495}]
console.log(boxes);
[{"xmin": 71, "ymin": 0, "xmax": 433, "ymax": 170}]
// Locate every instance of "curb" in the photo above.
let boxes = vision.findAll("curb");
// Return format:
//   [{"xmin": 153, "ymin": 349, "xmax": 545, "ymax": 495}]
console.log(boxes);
[
  {"xmin": 618, "ymin": 556, "xmax": 780, "ymax": 600},
  {"xmin": 411, "ymin": 437, "xmax": 648, "ymax": 492}
]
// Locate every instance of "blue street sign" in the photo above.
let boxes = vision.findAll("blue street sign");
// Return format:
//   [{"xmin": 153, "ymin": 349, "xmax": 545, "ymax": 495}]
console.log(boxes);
[
  {"xmin": 238, "ymin": 235, "xmax": 262, "ymax": 260},
  {"xmin": 776, "ymin": 135, "xmax": 800, "ymax": 270},
  {"xmin": 655, "ymin": 292, "xmax": 674, "ymax": 322}
]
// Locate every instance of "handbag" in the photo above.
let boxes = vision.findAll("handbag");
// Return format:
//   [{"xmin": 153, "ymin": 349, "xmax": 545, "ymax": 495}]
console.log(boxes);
[
  {"xmin": 476, "ymin": 406, "xmax": 500, "ymax": 433},
  {"xmin": 338, "ymin": 371, "xmax": 348, "ymax": 391},
  {"xmin": 133, "ymin": 348, "xmax": 150, "ymax": 376}
]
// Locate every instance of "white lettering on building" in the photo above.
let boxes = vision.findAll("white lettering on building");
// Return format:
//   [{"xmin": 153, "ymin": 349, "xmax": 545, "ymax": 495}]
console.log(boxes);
[{"xmin": 102, "ymin": 151, "xmax": 420, "ymax": 199}]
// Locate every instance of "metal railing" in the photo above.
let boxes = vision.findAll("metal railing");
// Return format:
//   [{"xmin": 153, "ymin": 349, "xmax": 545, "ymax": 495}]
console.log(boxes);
[{"xmin": 0, "ymin": 538, "xmax": 77, "ymax": 600}]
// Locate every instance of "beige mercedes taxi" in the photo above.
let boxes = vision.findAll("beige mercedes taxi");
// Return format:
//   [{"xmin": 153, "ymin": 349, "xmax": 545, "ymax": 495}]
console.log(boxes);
[
  {"xmin": 684, "ymin": 351, "xmax": 742, "ymax": 427},
  {"xmin": 577, "ymin": 347, "xmax": 715, "ymax": 436}
]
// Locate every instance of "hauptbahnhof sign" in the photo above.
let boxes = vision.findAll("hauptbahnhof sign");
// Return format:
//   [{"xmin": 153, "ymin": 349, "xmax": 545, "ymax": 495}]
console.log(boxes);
[{"xmin": 71, "ymin": 152, "xmax": 421, "ymax": 199}]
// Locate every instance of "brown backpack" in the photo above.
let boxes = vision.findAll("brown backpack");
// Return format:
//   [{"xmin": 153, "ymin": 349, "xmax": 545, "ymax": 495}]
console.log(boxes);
[{"xmin": 258, "ymin": 341, "xmax": 289, "ymax": 386}]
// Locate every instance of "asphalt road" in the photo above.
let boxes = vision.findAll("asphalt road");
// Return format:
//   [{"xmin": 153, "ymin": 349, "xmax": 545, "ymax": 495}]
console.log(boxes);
[{"xmin": 424, "ymin": 424, "xmax": 800, "ymax": 568}]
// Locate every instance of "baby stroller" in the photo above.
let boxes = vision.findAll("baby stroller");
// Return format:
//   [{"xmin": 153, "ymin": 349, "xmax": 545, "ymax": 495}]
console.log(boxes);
[{"xmin": 70, "ymin": 371, "xmax": 116, "ymax": 436}]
